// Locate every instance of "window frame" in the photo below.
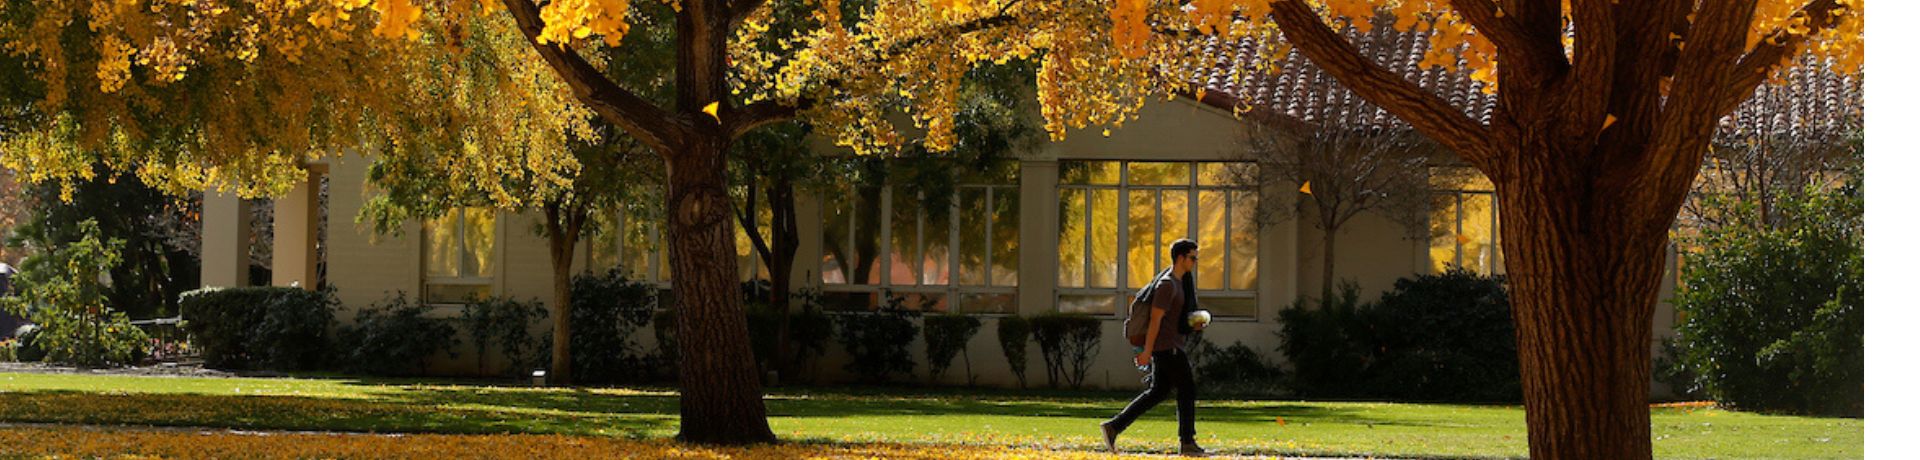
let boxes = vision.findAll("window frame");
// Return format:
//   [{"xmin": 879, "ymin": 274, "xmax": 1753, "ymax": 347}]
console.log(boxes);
[
  {"xmin": 1057, "ymin": 161, "xmax": 1259, "ymax": 318},
  {"xmin": 819, "ymin": 178, "xmax": 1020, "ymax": 315},
  {"xmin": 1428, "ymin": 189, "xmax": 1505, "ymax": 276},
  {"xmin": 420, "ymin": 207, "xmax": 504, "ymax": 306}
]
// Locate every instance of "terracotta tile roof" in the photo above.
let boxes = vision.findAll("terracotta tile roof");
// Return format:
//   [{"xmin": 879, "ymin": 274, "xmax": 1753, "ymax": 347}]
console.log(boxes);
[{"xmin": 1181, "ymin": 27, "xmax": 1863, "ymax": 144}]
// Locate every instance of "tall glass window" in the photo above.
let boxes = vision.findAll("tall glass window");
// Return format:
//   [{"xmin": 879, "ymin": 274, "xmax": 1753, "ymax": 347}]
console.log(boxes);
[
  {"xmin": 820, "ymin": 162, "xmax": 1019, "ymax": 313},
  {"xmin": 423, "ymin": 207, "xmax": 498, "ymax": 304},
  {"xmin": 1429, "ymin": 170, "xmax": 1503, "ymax": 275},
  {"xmin": 1058, "ymin": 161, "xmax": 1259, "ymax": 317}
]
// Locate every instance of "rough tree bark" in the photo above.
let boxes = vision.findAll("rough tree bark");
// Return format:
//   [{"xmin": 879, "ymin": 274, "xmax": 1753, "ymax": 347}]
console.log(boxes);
[{"xmin": 666, "ymin": 138, "xmax": 775, "ymax": 443}]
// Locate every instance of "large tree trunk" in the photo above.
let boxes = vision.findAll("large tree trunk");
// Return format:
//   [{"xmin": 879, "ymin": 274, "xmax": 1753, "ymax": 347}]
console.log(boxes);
[
  {"xmin": 667, "ymin": 138, "xmax": 776, "ymax": 444},
  {"xmin": 1495, "ymin": 159, "xmax": 1671, "ymax": 459}
]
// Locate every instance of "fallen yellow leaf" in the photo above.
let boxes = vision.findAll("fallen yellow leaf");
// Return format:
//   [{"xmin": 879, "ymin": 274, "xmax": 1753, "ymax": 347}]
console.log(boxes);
[{"xmin": 703, "ymin": 102, "xmax": 721, "ymax": 122}]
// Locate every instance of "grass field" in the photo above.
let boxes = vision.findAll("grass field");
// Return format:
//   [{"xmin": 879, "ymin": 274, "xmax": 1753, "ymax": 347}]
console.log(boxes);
[{"xmin": 0, "ymin": 372, "xmax": 1863, "ymax": 459}]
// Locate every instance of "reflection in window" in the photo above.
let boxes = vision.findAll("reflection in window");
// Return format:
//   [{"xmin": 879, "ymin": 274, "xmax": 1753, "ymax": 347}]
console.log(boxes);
[
  {"xmin": 1058, "ymin": 161, "xmax": 1258, "ymax": 317},
  {"xmin": 821, "ymin": 162, "xmax": 1019, "ymax": 313},
  {"xmin": 1430, "ymin": 183, "xmax": 1503, "ymax": 275},
  {"xmin": 424, "ymin": 207, "xmax": 497, "ymax": 304}
]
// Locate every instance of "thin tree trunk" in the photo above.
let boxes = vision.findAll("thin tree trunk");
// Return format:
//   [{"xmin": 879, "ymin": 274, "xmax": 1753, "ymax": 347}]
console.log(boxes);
[
  {"xmin": 1321, "ymin": 223, "xmax": 1338, "ymax": 303},
  {"xmin": 543, "ymin": 203, "xmax": 582, "ymax": 385},
  {"xmin": 768, "ymin": 174, "xmax": 800, "ymax": 381},
  {"xmin": 668, "ymin": 138, "xmax": 776, "ymax": 444},
  {"xmin": 1496, "ymin": 163, "xmax": 1666, "ymax": 460}
]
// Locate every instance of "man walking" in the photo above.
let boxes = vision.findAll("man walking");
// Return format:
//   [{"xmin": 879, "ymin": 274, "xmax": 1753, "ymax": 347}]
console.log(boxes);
[{"xmin": 1102, "ymin": 239, "xmax": 1207, "ymax": 456}]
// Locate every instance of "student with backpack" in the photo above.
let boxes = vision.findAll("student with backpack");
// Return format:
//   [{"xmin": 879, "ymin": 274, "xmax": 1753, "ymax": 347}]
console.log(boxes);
[{"xmin": 1101, "ymin": 239, "xmax": 1210, "ymax": 456}]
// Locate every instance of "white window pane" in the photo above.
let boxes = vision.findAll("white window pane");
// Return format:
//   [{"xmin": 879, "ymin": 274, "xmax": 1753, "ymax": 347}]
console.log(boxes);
[
  {"xmin": 923, "ymin": 192, "xmax": 953, "ymax": 285},
  {"xmin": 623, "ymin": 218, "xmax": 652, "ymax": 279},
  {"xmin": 589, "ymin": 213, "xmax": 621, "ymax": 272},
  {"xmin": 890, "ymin": 186, "xmax": 922, "ymax": 285},
  {"xmin": 1090, "ymin": 189, "xmax": 1120, "ymax": 288},
  {"xmin": 821, "ymin": 190, "xmax": 851, "ymax": 284},
  {"xmin": 1197, "ymin": 190, "xmax": 1227, "ymax": 290},
  {"xmin": 1057, "ymin": 189, "xmax": 1086, "ymax": 287},
  {"xmin": 424, "ymin": 213, "xmax": 460, "ymax": 278},
  {"xmin": 1429, "ymin": 194, "xmax": 1460, "ymax": 273},
  {"xmin": 1126, "ymin": 189, "xmax": 1157, "ymax": 288},
  {"xmin": 1230, "ymin": 191, "xmax": 1260, "ymax": 291},
  {"xmin": 990, "ymin": 187, "xmax": 1020, "ymax": 286},
  {"xmin": 463, "ymin": 208, "xmax": 496, "ymax": 278},
  {"xmin": 1460, "ymin": 193, "xmax": 1496, "ymax": 275},
  {"xmin": 1126, "ymin": 162, "xmax": 1189, "ymax": 186},
  {"xmin": 956, "ymin": 188, "xmax": 987, "ymax": 285}
]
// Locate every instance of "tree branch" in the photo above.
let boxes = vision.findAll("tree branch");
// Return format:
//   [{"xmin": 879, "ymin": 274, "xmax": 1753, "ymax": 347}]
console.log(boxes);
[
  {"xmin": 730, "ymin": 100, "xmax": 806, "ymax": 138},
  {"xmin": 1451, "ymin": 0, "xmax": 1564, "ymax": 78},
  {"xmin": 501, "ymin": 0, "xmax": 691, "ymax": 154},
  {"xmin": 1264, "ymin": 0, "xmax": 1496, "ymax": 164},
  {"xmin": 728, "ymin": 0, "xmax": 773, "ymax": 30}
]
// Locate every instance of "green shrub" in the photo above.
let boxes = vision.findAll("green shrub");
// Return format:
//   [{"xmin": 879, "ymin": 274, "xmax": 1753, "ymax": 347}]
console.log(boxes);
[
  {"xmin": 1030, "ymin": 312, "xmax": 1101, "ymax": 389},
  {"xmin": 1275, "ymin": 284, "xmax": 1369, "ymax": 396},
  {"xmin": 458, "ymin": 296, "xmax": 548, "ymax": 378},
  {"xmin": 745, "ymin": 288, "xmax": 833, "ymax": 384},
  {"xmin": 0, "ymin": 219, "xmax": 148, "ymax": 367},
  {"xmin": 1665, "ymin": 181, "xmax": 1863, "ymax": 416},
  {"xmin": 1187, "ymin": 333, "xmax": 1287, "ymax": 397},
  {"xmin": 1277, "ymin": 272, "xmax": 1519, "ymax": 403},
  {"xmin": 337, "ymin": 294, "xmax": 460, "ymax": 376},
  {"xmin": 995, "ymin": 315, "xmax": 1032, "ymax": 388},
  {"xmin": 923, "ymin": 313, "xmax": 982, "ymax": 385},
  {"xmin": 645, "ymin": 308, "xmax": 679, "ymax": 383},
  {"xmin": 179, "ymin": 286, "xmax": 338, "ymax": 371},
  {"xmin": 558, "ymin": 270, "xmax": 659, "ymax": 384},
  {"xmin": 1364, "ymin": 269, "xmax": 1519, "ymax": 402},
  {"xmin": 833, "ymin": 294, "xmax": 921, "ymax": 384}
]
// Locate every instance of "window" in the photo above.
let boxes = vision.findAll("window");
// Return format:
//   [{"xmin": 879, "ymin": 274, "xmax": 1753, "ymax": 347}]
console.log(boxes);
[
  {"xmin": 588, "ymin": 192, "xmax": 773, "ymax": 286},
  {"xmin": 820, "ymin": 163, "xmax": 1019, "ymax": 313},
  {"xmin": 423, "ymin": 207, "xmax": 498, "ymax": 304},
  {"xmin": 1058, "ymin": 161, "xmax": 1259, "ymax": 317},
  {"xmin": 1429, "ymin": 170, "xmax": 1503, "ymax": 275}
]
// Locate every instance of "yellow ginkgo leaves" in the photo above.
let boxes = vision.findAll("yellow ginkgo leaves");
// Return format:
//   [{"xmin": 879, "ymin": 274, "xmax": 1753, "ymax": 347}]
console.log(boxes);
[
  {"xmin": 1299, "ymin": 181, "xmax": 1312, "ymax": 195},
  {"xmin": 703, "ymin": 102, "xmax": 721, "ymax": 123},
  {"xmin": 535, "ymin": 0, "xmax": 632, "ymax": 47}
]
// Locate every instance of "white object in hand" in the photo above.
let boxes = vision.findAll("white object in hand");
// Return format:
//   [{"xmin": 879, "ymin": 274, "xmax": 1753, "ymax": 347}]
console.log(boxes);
[{"xmin": 1187, "ymin": 310, "xmax": 1212, "ymax": 329}]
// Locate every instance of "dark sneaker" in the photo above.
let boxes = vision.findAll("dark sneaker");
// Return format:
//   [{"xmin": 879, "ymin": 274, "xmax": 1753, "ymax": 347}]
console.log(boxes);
[
  {"xmin": 1179, "ymin": 442, "xmax": 1209, "ymax": 457},
  {"xmin": 1099, "ymin": 421, "xmax": 1120, "ymax": 452}
]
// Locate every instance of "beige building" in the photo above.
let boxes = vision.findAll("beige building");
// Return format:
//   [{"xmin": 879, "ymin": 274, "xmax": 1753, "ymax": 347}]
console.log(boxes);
[
  {"xmin": 198, "ymin": 86, "xmax": 1691, "ymax": 392},
  {"xmin": 201, "ymin": 25, "xmax": 1882, "ymax": 393}
]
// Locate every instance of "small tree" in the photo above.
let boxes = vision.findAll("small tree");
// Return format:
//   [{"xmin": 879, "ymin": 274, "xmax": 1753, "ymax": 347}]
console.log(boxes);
[
  {"xmin": 996, "ymin": 315, "xmax": 1033, "ymax": 389},
  {"xmin": 0, "ymin": 219, "xmax": 148, "ymax": 366},
  {"xmin": 923, "ymin": 313, "xmax": 983, "ymax": 385},
  {"xmin": 1239, "ymin": 114, "xmax": 1462, "ymax": 301}
]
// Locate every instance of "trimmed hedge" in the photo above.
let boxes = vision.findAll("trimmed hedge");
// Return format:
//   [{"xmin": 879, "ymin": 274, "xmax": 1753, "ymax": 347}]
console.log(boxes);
[
  {"xmin": 1030, "ymin": 312, "xmax": 1101, "ymax": 389},
  {"xmin": 180, "ymin": 287, "xmax": 338, "ymax": 371}
]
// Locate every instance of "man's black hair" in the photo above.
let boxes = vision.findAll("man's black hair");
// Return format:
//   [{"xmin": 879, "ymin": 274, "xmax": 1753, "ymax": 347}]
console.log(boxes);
[{"xmin": 1170, "ymin": 238, "xmax": 1198, "ymax": 262}]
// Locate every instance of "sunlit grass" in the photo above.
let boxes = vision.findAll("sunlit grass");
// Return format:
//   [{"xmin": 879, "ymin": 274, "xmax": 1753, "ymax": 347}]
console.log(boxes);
[{"xmin": 0, "ymin": 372, "xmax": 1863, "ymax": 459}]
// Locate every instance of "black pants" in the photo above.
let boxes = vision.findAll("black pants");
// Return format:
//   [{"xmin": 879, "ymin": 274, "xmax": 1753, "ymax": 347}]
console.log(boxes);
[{"xmin": 1107, "ymin": 348, "xmax": 1196, "ymax": 443}]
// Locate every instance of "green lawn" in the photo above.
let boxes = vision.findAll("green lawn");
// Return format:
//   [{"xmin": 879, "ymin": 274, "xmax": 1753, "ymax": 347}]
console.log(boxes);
[{"xmin": 0, "ymin": 372, "xmax": 1861, "ymax": 459}]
